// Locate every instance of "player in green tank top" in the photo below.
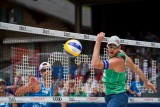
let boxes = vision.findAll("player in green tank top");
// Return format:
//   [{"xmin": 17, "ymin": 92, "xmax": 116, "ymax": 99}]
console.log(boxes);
[
  {"xmin": 92, "ymin": 32, "xmax": 157, "ymax": 107},
  {"xmin": 102, "ymin": 52, "xmax": 126, "ymax": 95}
]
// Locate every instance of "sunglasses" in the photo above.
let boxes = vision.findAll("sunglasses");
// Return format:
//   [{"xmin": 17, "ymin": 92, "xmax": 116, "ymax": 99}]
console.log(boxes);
[
  {"xmin": 41, "ymin": 68, "xmax": 51, "ymax": 72},
  {"xmin": 108, "ymin": 44, "xmax": 119, "ymax": 49},
  {"xmin": 0, "ymin": 83, "xmax": 5, "ymax": 86}
]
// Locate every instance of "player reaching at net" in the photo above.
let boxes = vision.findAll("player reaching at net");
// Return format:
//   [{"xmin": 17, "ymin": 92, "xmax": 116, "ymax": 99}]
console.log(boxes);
[
  {"xmin": 0, "ymin": 78, "xmax": 17, "ymax": 107},
  {"xmin": 15, "ymin": 62, "xmax": 53, "ymax": 107},
  {"xmin": 92, "ymin": 32, "xmax": 157, "ymax": 107}
]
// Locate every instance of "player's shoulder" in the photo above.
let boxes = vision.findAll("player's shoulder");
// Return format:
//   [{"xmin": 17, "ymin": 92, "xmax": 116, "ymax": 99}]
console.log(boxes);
[
  {"xmin": 109, "ymin": 57, "xmax": 123, "ymax": 64},
  {"xmin": 119, "ymin": 50, "xmax": 126, "ymax": 55}
]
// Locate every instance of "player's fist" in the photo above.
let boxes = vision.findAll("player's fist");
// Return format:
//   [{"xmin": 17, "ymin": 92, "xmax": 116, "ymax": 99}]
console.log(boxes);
[{"xmin": 96, "ymin": 32, "xmax": 105, "ymax": 43}]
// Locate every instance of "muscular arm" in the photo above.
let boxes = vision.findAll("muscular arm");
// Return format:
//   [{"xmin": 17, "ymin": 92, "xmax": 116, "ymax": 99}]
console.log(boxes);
[
  {"xmin": 120, "ymin": 50, "xmax": 148, "ymax": 82},
  {"xmin": 92, "ymin": 32, "xmax": 105, "ymax": 69},
  {"xmin": 15, "ymin": 77, "xmax": 39, "ymax": 96},
  {"xmin": 15, "ymin": 83, "xmax": 31, "ymax": 96},
  {"xmin": 120, "ymin": 50, "xmax": 157, "ymax": 93},
  {"xmin": 126, "ymin": 56, "xmax": 148, "ymax": 83},
  {"xmin": 92, "ymin": 41, "xmax": 104, "ymax": 69}
]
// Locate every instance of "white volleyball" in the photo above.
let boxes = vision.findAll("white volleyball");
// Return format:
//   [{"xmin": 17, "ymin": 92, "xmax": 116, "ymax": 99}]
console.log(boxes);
[{"xmin": 64, "ymin": 39, "xmax": 82, "ymax": 57}]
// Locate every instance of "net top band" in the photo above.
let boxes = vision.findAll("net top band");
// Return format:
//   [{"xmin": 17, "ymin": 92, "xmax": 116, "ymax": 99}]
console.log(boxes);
[{"xmin": 0, "ymin": 22, "xmax": 160, "ymax": 48}]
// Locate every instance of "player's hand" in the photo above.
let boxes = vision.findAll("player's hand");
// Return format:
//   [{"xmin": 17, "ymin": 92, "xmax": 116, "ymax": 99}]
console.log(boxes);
[
  {"xmin": 29, "ymin": 77, "xmax": 38, "ymax": 84},
  {"xmin": 96, "ymin": 32, "xmax": 105, "ymax": 43},
  {"xmin": 145, "ymin": 81, "xmax": 157, "ymax": 93}
]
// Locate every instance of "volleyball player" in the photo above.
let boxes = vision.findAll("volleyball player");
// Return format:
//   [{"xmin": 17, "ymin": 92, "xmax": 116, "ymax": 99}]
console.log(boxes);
[
  {"xmin": 92, "ymin": 32, "xmax": 157, "ymax": 107},
  {"xmin": 15, "ymin": 62, "xmax": 53, "ymax": 107},
  {"xmin": 0, "ymin": 78, "xmax": 17, "ymax": 107}
]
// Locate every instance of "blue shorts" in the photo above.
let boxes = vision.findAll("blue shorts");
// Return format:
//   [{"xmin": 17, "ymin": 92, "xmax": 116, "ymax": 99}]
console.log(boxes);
[{"xmin": 105, "ymin": 92, "xmax": 128, "ymax": 107}]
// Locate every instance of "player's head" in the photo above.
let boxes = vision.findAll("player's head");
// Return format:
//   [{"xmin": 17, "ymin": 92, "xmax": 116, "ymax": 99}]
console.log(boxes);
[
  {"xmin": 0, "ymin": 78, "xmax": 6, "ymax": 93},
  {"xmin": 107, "ymin": 35, "xmax": 121, "ymax": 57},
  {"xmin": 39, "ymin": 62, "xmax": 52, "ymax": 78}
]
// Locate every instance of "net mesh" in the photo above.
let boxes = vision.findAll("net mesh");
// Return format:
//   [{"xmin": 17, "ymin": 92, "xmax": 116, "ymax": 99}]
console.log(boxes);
[{"xmin": 0, "ymin": 22, "xmax": 160, "ymax": 103}]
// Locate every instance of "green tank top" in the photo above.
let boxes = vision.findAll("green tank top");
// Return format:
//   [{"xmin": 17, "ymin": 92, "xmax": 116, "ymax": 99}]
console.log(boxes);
[{"xmin": 102, "ymin": 51, "xmax": 126, "ymax": 95}]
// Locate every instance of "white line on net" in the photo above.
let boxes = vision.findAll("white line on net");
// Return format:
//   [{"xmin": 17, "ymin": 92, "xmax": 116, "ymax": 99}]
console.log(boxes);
[{"xmin": 0, "ymin": 22, "xmax": 160, "ymax": 48}]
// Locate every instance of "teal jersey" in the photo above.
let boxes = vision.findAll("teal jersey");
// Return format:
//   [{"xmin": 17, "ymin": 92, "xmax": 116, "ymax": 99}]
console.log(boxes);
[
  {"xmin": 23, "ymin": 77, "xmax": 53, "ymax": 107},
  {"xmin": 102, "ymin": 51, "xmax": 126, "ymax": 95}
]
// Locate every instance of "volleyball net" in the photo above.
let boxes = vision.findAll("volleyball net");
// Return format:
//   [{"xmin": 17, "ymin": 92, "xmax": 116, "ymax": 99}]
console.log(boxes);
[{"xmin": 0, "ymin": 22, "xmax": 160, "ymax": 103}]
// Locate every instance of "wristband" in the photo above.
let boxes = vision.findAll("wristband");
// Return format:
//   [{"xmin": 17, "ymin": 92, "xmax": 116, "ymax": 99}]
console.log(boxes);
[{"xmin": 103, "ymin": 60, "xmax": 109, "ymax": 69}]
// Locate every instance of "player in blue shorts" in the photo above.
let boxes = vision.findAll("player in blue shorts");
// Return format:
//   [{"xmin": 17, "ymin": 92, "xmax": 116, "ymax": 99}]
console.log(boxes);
[
  {"xmin": 92, "ymin": 32, "xmax": 157, "ymax": 107},
  {"xmin": 15, "ymin": 62, "xmax": 53, "ymax": 107}
]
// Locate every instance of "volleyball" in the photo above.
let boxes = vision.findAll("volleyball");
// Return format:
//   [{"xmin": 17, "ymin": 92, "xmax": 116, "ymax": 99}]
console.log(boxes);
[{"xmin": 64, "ymin": 39, "xmax": 82, "ymax": 57}]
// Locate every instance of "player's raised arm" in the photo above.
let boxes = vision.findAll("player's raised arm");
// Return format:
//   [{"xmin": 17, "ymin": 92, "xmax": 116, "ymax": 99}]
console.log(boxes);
[
  {"xmin": 120, "ymin": 50, "xmax": 157, "ymax": 93},
  {"xmin": 15, "ymin": 77, "xmax": 39, "ymax": 96},
  {"xmin": 92, "ymin": 32, "xmax": 105, "ymax": 69},
  {"xmin": 92, "ymin": 33, "xmax": 125, "ymax": 72}
]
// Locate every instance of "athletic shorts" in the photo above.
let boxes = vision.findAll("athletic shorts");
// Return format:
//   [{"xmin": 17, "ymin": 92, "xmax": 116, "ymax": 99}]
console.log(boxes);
[{"xmin": 105, "ymin": 92, "xmax": 128, "ymax": 107}]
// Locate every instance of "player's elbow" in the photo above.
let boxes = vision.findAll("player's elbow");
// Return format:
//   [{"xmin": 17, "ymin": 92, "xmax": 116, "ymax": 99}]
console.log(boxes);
[
  {"xmin": 92, "ymin": 62, "xmax": 96, "ymax": 68},
  {"xmin": 92, "ymin": 61, "xmax": 101, "ymax": 69}
]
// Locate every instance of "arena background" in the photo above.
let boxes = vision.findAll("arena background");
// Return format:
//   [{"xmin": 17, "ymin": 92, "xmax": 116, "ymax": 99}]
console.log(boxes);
[{"xmin": 0, "ymin": 0, "xmax": 160, "ymax": 107}]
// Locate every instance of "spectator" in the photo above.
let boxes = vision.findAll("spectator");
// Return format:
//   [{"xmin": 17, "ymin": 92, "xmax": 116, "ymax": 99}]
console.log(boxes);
[
  {"xmin": 91, "ymin": 77, "xmax": 98, "ymax": 89},
  {"xmin": 148, "ymin": 58, "xmax": 154, "ymax": 78},
  {"xmin": 85, "ymin": 68, "xmax": 91, "ymax": 80},
  {"xmin": 64, "ymin": 91, "xmax": 69, "ymax": 96},
  {"xmin": 97, "ymin": 80, "xmax": 105, "ymax": 97},
  {"xmin": 6, "ymin": 72, "xmax": 23, "ymax": 95},
  {"xmin": 95, "ymin": 69, "xmax": 103, "ymax": 81},
  {"xmin": 52, "ymin": 75, "xmax": 57, "ymax": 87},
  {"xmin": 139, "ymin": 58, "xmax": 144, "ymax": 73},
  {"xmin": 75, "ymin": 62, "xmax": 90, "ymax": 76},
  {"xmin": 74, "ymin": 89, "xmax": 86, "ymax": 97},
  {"xmin": 81, "ymin": 62, "xmax": 90, "ymax": 75},
  {"xmin": 58, "ymin": 80, "xmax": 64, "ymax": 96},
  {"xmin": 53, "ymin": 88, "xmax": 61, "ymax": 96},
  {"xmin": 74, "ymin": 66, "xmax": 86, "ymax": 86},
  {"xmin": 128, "ymin": 75, "xmax": 143, "ymax": 97},
  {"xmin": 90, "ymin": 88, "xmax": 99, "ymax": 97},
  {"xmin": 0, "ymin": 78, "xmax": 17, "ymax": 107},
  {"xmin": 65, "ymin": 73, "xmax": 74, "ymax": 91},
  {"xmin": 124, "ymin": 85, "xmax": 130, "ymax": 96},
  {"xmin": 145, "ymin": 31, "xmax": 156, "ymax": 42},
  {"xmin": 136, "ymin": 47, "xmax": 145, "ymax": 55},
  {"xmin": 126, "ymin": 32, "xmax": 135, "ymax": 40},
  {"xmin": 68, "ymin": 80, "xmax": 76, "ymax": 97},
  {"xmin": 84, "ymin": 78, "xmax": 92, "ymax": 97},
  {"xmin": 156, "ymin": 57, "xmax": 160, "ymax": 73},
  {"xmin": 138, "ymin": 30, "xmax": 145, "ymax": 41}
]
